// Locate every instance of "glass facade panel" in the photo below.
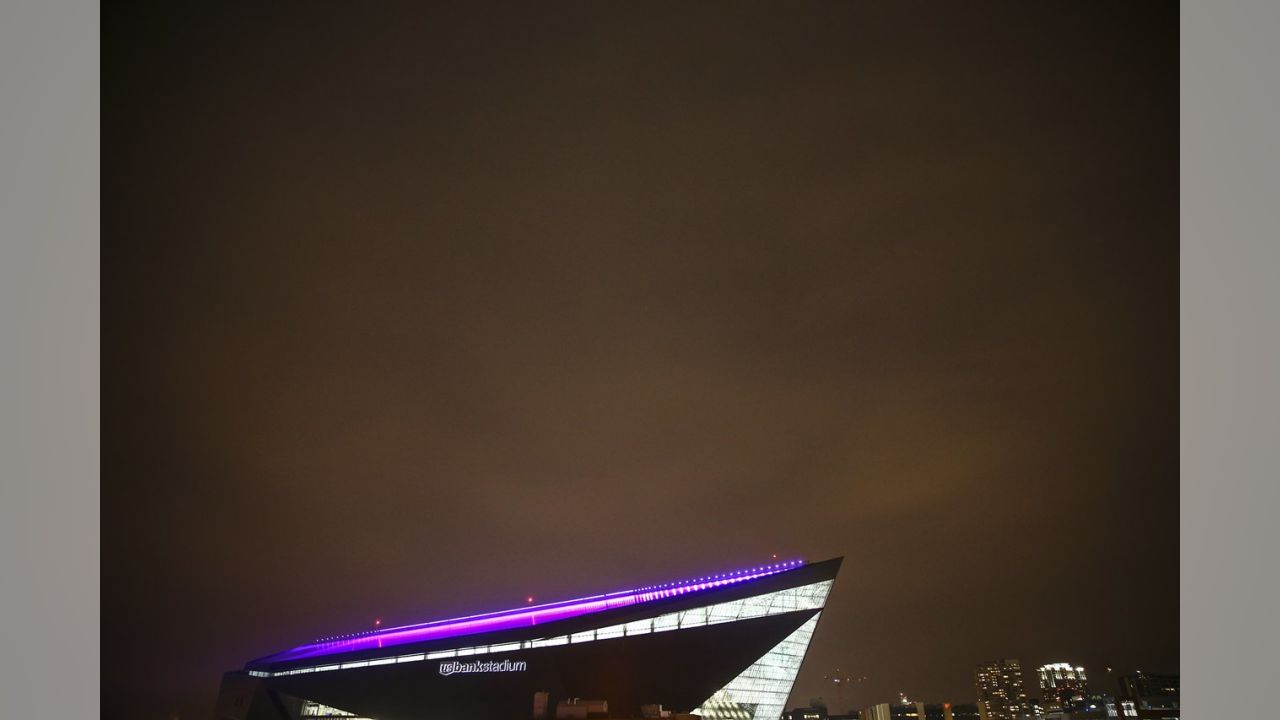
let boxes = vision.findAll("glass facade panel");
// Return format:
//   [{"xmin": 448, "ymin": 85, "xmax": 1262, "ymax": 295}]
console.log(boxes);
[
  {"xmin": 693, "ymin": 580, "xmax": 834, "ymax": 720},
  {"xmin": 679, "ymin": 606, "xmax": 709, "ymax": 628},
  {"xmin": 596, "ymin": 624, "xmax": 626, "ymax": 640},
  {"xmin": 531, "ymin": 635, "xmax": 569, "ymax": 648},
  {"xmin": 625, "ymin": 618, "xmax": 654, "ymax": 636},
  {"xmin": 709, "ymin": 598, "xmax": 745, "ymax": 623},
  {"xmin": 653, "ymin": 611, "xmax": 680, "ymax": 633}
]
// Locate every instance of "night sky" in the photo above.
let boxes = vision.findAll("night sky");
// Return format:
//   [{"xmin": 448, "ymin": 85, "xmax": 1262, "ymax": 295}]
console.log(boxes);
[{"xmin": 103, "ymin": 3, "xmax": 1178, "ymax": 719}]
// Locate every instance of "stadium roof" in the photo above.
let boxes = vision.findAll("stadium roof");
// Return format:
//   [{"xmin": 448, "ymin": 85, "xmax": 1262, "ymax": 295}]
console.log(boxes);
[{"xmin": 252, "ymin": 559, "xmax": 810, "ymax": 665}]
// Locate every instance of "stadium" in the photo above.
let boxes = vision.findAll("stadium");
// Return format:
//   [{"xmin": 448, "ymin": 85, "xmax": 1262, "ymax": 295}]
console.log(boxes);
[{"xmin": 216, "ymin": 557, "xmax": 842, "ymax": 720}]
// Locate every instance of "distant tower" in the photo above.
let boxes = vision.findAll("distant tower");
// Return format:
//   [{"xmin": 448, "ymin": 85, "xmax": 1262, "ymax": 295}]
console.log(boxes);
[
  {"xmin": 974, "ymin": 659, "xmax": 1028, "ymax": 720},
  {"xmin": 1116, "ymin": 672, "xmax": 1179, "ymax": 710},
  {"xmin": 1036, "ymin": 663, "xmax": 1088, "ymax": 711}
]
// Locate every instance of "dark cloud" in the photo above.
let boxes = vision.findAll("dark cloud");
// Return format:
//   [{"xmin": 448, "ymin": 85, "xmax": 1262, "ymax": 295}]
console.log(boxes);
[{"xmin": 104, "ymin": 3, "xmax": 1177, "ymax": 718}]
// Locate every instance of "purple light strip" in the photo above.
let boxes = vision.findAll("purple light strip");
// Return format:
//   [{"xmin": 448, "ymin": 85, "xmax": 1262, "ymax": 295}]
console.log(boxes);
[{"xmin": 257, "ymin": 560, "xmax": 805, "ymax": 664}]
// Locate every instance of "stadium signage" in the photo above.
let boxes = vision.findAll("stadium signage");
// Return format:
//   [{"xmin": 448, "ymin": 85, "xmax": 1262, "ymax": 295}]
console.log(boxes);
[{"xmin": 438, "ymin": 659, "xmax": 528, "ymax": 676}]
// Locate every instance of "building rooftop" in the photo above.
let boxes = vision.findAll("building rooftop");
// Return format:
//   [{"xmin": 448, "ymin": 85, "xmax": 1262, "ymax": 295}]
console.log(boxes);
[{"xmin": 251, "ymin": 559, "xmax": 809, "ymax": 665}]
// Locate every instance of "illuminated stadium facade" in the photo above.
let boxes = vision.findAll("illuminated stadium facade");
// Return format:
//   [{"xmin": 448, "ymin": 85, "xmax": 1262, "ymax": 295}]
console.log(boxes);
[{"xmin": 216, "ymin": 557, "xmax": 842, "ymax": 720}]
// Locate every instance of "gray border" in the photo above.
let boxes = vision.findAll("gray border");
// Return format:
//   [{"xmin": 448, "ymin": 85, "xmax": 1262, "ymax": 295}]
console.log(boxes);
[
  {"xmin": 1, "ymin": 2, "xmax": 1277, "ymax": 719},
  {"xmin": 1181, "ymin": 1, "xmax": 1280, "ymax": 718},
  {"xmin": 0, "ymin": 0, "xmax": 100, "ymax": 717}
]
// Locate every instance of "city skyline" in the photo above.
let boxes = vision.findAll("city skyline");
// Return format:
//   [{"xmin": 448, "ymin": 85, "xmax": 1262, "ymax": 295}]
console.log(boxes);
[
  {"xmin": 795, "ymin": 659, "xmax": 1174, "ymax": 715},
  {"xmin": 798, "ymin": 661, "xmax": 1177, "ymax": 712}
]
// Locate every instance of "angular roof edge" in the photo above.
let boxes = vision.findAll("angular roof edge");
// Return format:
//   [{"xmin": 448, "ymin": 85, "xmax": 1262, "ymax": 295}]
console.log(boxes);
[{"xmin": 248, "ymin": 556, "xmax": 842, "ymax": 669}]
